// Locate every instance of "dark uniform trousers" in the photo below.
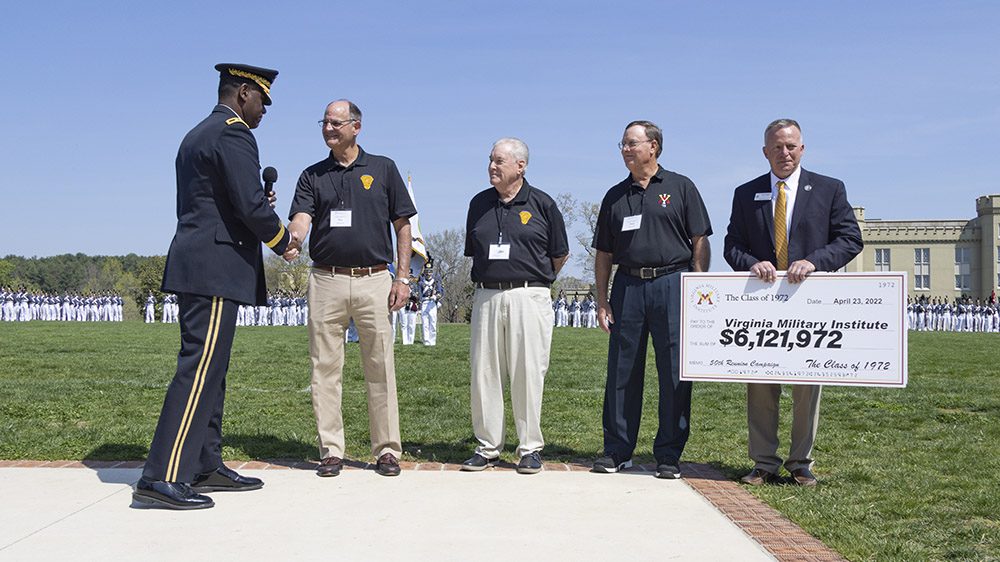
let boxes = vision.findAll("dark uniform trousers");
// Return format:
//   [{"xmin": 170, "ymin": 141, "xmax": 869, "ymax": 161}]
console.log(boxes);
[
  {"xmin": 603, "ymin": 269, "xmax": 691, "ymax": 465},
  {"xmin": 142, "ymin": 293, "xmax": 239, "ymax": 483}
]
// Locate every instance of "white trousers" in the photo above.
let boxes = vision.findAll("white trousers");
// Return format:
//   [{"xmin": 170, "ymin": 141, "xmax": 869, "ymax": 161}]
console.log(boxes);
[
  {"xmin": 470, "ymin": 287, "xmax": 553, "ymax": 458},
  {"xmin": 421, "ymin": 300, "xmax": 438, "ymax": 346}
]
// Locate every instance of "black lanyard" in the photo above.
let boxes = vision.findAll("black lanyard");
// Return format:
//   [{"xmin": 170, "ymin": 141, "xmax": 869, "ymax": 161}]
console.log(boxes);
[
  {"xmin": 625, "ymin": 184, "xmax": 646, "ymax": 216},
  {"xmin": 494, "ymin": 201, "xmax": 512, "ymax": 243}
]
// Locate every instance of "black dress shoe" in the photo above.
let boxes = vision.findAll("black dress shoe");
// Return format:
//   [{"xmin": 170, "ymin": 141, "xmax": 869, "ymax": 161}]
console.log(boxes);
[
  {"xmin": 790, "ymin": 467, "xmax": 818, "ymax": 486},
  {"xmin": 191, "ymin": 465, "xmax": 264, "ymax": 493},
  {"xmin": 460, "ymin": 454, "xmax": 498, "ymax": 472},
  {"xmin": 132, "ymin": 478, "xmax": 214, "ymax": 510}
]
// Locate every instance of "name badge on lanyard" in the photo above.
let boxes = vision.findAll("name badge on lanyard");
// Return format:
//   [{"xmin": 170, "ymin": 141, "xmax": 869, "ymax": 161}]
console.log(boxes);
[
  {"xmin": 622, "ymin": 215, "xmax": 642, "ymax": 231},
  {"xmin": 489, "ymin": 244, "xmax": 511, "ymax": 260},
  {"xmin": 330, "ymin": 209, "xmax": 353, "ymax": 228}
]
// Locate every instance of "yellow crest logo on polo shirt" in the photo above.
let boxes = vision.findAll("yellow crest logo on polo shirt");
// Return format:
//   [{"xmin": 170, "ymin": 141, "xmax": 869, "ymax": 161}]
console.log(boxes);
[
  {"xmin": 519, "ymin": 211, "xmax": 532, "ymax": 225},
  {"xmin": 361, "ymin": 175, "xmax": 374, "ymax": 190}
]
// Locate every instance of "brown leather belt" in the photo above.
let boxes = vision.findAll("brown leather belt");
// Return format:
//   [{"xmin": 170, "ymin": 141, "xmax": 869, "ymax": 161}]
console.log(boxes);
[{"xmin": 312, "ymin": 263, "xmax": 389, "ymax": 277}]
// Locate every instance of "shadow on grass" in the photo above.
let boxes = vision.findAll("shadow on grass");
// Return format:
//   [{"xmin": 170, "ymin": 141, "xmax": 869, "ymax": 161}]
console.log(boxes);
[{"xmin": 224, "ymin": 433, "xmax": 316, "ymax": 461}]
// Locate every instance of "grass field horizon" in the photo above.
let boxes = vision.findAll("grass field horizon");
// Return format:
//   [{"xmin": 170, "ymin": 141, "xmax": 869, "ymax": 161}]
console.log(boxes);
[{"xmin": 1, "ymin": 322, "xmax": 998, "ymax": 560}]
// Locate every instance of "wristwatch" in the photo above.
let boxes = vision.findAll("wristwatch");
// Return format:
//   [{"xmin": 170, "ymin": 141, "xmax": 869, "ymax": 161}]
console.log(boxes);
[{"xmin": 396, "ymin": 277, "xmax": 410, "ymax": 285}]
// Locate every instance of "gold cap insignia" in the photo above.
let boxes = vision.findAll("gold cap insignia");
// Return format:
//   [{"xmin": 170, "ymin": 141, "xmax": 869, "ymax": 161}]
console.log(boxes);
[
  {"xmin": 519, "ymin": 211, "xmax": 532, "ymax": 225},
  {"xmin": 361, "ymin": 175, "xmax": 374, "ymax": 190}
]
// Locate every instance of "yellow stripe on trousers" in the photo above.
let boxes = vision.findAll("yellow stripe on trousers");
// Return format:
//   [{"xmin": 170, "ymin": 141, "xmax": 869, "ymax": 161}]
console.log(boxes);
[{"xmin": 165, "ymin": 297, "xmax": 222, "ymax": 482}]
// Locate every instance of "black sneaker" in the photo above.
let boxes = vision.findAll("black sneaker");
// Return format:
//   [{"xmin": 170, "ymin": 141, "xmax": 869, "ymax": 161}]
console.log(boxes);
[
  {"xmin": 592, "ymin": 455, "xmax": 632, "ymax": 473},
  {"xmin": 460, "ymin": 454, "xmax": 498, "ymax": 472},
  {"xmin": 655, "ymin": 462, "xmax": 681, "ymax": 479},
  {"xmin": 517, "ymin": 452, "xmax": 543, "ymax": 474}
]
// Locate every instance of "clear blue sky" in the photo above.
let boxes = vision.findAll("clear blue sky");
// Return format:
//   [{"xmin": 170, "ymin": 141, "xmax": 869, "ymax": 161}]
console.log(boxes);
[{"xmin": 4, "ymin": 1, "xmax": 998, "ymax": 275}]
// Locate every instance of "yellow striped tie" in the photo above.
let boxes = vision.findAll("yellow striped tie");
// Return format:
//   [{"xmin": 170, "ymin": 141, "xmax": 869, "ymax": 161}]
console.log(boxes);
[{"xmin": 774, "ymin": 181, "xmax": 788, "ymax": 270}]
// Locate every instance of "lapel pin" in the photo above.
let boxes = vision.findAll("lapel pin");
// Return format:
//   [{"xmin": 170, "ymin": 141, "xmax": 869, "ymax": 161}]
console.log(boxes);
[{"xmin": 803, "ymin": 184, "xmax": 812, "ymax": 192}]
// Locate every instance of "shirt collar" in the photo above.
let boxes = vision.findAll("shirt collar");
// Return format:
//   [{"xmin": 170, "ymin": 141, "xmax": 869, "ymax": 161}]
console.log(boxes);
[
  {"xmin": 495, "ymin": 179, "xmax": 532, "ymax": 206},
  {"xmin": 770, "ymin": 166, "xmax": 801, "ymax": 192},
  {"xmin": 628, "ymin": 166, "xmax": 666, "ymax": 191},
  {"xmin": 322, "ymin": 146, "xmax": 369, "ymax": 172}
]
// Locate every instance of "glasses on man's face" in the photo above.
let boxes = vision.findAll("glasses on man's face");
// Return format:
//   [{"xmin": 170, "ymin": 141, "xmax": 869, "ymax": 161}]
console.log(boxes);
[
  {"xmin": 318, "ymin": 118, "xmax": 357, "ymax": 129},
  {"xmin": 618, "ymin": 139, "xmax": 651, "ymax": 151}
]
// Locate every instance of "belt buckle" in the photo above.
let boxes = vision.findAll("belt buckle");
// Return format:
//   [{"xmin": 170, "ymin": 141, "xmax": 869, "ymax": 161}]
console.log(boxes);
[
  {"xmin": 640, "ymin": 267, "xmax": 654, "ymax": 280},
  {"xmin": 350, "ymin": 267, "xmax": 364, "ymax": 277}
]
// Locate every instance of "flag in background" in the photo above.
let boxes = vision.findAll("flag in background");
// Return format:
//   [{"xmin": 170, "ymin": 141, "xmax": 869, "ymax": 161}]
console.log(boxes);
[{"xmin": 406, "ymin": 172, "xmax": 429, "ymax": 276}]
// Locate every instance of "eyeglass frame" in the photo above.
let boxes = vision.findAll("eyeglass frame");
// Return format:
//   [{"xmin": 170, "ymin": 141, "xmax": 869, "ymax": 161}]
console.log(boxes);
[
  {"xmin": 318, "ymin": 118, "xmax": 358, "ymax": 129},
  {"xmin": 618, "ymin": 139, "xmax": 652, "ymax": 151}
]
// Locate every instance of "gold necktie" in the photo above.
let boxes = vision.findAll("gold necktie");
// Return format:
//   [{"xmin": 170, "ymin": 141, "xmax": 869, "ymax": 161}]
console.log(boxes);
[{"xmin": 774, "ymin": 181, "xmax": 788, "ymax": 269}]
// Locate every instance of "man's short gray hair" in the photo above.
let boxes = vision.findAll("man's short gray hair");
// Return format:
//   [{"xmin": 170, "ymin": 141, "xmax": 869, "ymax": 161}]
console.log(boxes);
[
  {"xmin": 764, "ymin": 118, "xmax": 801, "ymax": 141},
  {"xmin": 492, "ymin": 137, "xmax": 529, "ymax": 166}
]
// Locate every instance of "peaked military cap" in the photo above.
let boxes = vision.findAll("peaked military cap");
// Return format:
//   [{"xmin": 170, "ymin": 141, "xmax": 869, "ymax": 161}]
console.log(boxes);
[{"xmin": 215, "ymin": 63, "xmax": 278, "ymax": 105}]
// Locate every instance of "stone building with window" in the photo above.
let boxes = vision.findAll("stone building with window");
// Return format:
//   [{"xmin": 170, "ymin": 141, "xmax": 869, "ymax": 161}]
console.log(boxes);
[{"xmin": 845, "ymin": 194, "xmax": 1000, "ymax": 300}]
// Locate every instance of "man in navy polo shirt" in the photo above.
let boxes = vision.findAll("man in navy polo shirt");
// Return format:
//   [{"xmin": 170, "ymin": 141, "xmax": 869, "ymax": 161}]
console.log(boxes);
[
  {"xmin": 592, "ymin": 120, "xmax": 712, "ymax": 479},
  {"xmin": 460, "ymin": 138, "xmax": 569, "ymax": 474}
]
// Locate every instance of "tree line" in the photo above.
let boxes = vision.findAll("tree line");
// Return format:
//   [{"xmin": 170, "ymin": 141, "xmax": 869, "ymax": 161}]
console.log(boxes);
[{"xmin": 1, "ymin": 195, "xmax": 598, "ymax": 322}]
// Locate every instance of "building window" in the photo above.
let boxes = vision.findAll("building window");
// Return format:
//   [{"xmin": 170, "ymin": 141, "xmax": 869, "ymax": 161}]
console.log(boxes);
[
  {"xmin": 875, "ymin": 248, "xmax": 891, "ymax": 272},
  {"xmin": 955, "ymin": 247, "xmax": 971, "ymax": 291},
  {"xmin": 914, "ymin": 248, "xmax": 930, "ymax": 290}
]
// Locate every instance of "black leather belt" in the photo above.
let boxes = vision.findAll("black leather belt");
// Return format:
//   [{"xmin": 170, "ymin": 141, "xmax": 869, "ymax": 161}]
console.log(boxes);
[
  {"xmin": 312, "ymin": 263, "xmax": 389, "ymax": 276},
  {"xmin": 622, "ymin": 264, "xmax": 688, "ymax": 280},
  {"xmin": 476, "ymin": 281, "xmax": 549, "ymax": 290}
]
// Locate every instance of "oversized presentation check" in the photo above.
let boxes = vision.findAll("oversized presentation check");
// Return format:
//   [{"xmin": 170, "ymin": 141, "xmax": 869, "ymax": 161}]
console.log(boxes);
[{"xmin": 680, "ymin": 272, "xmax": 907, "ymax": 387}]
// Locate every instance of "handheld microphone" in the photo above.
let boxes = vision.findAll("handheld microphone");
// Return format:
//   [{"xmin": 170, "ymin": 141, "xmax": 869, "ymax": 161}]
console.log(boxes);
[{"xmin": 262, "ymin": 166, "xmax": 278, "ymax": 194}]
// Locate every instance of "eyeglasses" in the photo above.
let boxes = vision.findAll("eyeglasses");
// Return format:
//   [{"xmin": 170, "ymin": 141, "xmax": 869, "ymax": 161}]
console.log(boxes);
[
  {"xmin": 618, "ymin": 139, "xmax": 651, "ymax": 151},
  {"xmin": 318, "ymin": 119, "xmax": 357, "ymax": 129}
]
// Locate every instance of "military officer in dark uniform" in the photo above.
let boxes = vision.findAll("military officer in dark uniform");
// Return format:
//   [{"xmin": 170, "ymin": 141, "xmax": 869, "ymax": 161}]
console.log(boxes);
[{"xmin": 133, "ymin": 63, "xmax": 299, "ymax": 510}]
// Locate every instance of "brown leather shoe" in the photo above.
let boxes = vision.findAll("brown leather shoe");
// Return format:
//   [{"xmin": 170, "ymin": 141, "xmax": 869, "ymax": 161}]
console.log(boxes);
[
  {"xmin": 740, "ymin": 468, "xmax": 779, "ymax": 485},
  {"xmin": 790, "ymin": 467, "xmax": 818, "ymax": 486},
  {"xmin": 317, "ymin": 456, "xmax": 343, "ymax": 477},
  {"xmin": 375, "ymin": 453, "xmax": 401, "ymax": 477}
]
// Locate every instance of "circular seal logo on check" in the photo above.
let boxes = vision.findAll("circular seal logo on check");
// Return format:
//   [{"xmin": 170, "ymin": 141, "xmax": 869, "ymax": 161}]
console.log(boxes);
[{"xmin": 690, "ymin": 284, "xmax": 719, "ymax": 312}]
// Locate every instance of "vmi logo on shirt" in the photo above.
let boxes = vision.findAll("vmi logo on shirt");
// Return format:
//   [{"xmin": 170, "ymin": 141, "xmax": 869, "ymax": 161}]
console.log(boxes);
[
  {"xmin": 361, "ymin": 175, "xmax": 374, "ymax": 190},
  {"xmin": 519, "ymin": 211, "xmax": 532, "ymax": 225}
]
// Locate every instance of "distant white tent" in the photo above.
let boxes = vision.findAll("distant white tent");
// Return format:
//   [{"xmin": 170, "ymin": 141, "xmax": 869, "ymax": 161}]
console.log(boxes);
[{"xmin": 406, "ymin": 172, "xmax": 429, "ymax": 275}]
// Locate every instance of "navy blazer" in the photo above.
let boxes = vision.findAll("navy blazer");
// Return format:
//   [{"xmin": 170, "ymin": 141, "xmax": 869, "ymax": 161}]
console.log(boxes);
[
  {"xmin": 723, "ymin": 168, "xmax": 862, "ymax": 272},
  {"xmin": 162, "ymin": 105, "xmax": 290, "ymax": 305}
]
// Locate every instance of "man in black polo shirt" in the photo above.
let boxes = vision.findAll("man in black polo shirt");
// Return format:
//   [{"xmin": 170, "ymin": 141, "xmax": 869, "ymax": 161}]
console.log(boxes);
[
  {"xmin": 592, "ymin": 120, "xmax": 712, "ymax": 479},
  {"xmin": 287, "ymin": 99, "xmax": 416, "ymax": 478},
  {"xmin": 460, "ymin": 137, "xmax": 569, "ymax": 474}
]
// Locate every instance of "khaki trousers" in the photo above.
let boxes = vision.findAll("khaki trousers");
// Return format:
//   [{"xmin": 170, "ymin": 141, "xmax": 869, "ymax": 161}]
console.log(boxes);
[
  {"xmin": 747, "ymin": 383, "xmax": 821, "ymax": 473},
  {"xmin": 308, "ymin": 268, "xmax": 401, "ymax": 460},
  {"xmin": 470, "ymin": 286, "xmax": 553, "ymax": 458}
]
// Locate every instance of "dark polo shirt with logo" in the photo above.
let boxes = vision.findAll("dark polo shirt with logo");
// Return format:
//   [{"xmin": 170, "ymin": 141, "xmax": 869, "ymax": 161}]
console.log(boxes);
[
  {"xmin": 290, "ymin": 147, "xmax": 416, "ymax": 267},
  {"xmin": 465, "ymin": 180, "xmax": 569, "ymax": 285},
  {"xmin": 593, "ymin": 166, "xmax": 712, "ymax": 269}
]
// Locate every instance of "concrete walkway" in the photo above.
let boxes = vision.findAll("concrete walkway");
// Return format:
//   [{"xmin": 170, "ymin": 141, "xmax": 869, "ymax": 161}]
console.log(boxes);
[{"xmin": 0, "ymin": 465, "xmax": 775, "ymax": 560}]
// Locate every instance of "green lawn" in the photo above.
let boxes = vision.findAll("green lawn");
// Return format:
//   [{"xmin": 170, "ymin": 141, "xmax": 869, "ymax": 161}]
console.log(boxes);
[{"xmin": 0, "ymin": 322, "xmax": 998, "ymax": 560}]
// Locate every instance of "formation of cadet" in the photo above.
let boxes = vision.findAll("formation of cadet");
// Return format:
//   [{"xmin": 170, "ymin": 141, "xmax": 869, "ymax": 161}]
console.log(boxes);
[
  {"xmin": 142, "ymin": 293, "xmax": 180, "ymax": 323},
  {"xmin": 235, "ymin": 292, "xmax": 308, "ymax": 326},
  {"xmin": 907, "ymin": 296, "xmax": 1000, "ymax": 332},
  {"xmin": 2, "ymin": 288, "xmax": 124, "ymax": 322},
  {"xmin": 552, "ymin": 290, "xmax": 598, "ymax": 327}
]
